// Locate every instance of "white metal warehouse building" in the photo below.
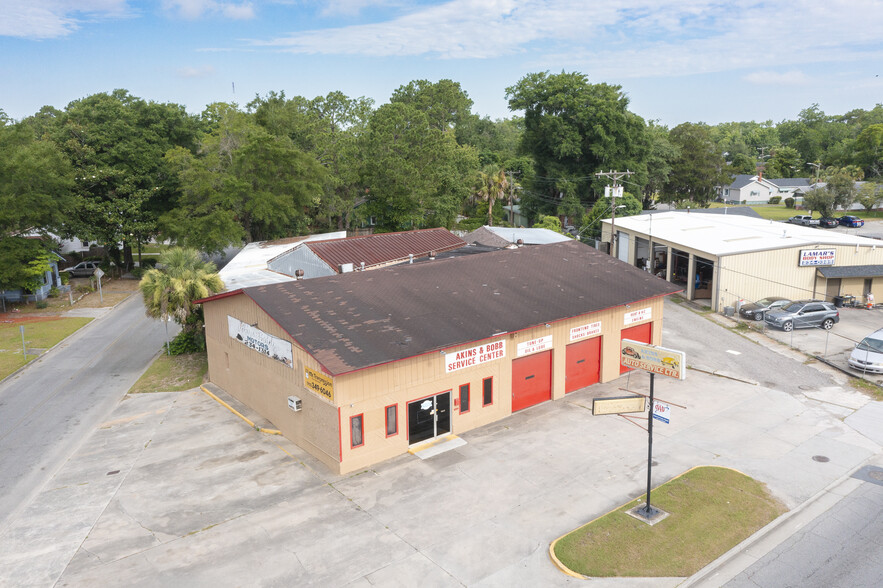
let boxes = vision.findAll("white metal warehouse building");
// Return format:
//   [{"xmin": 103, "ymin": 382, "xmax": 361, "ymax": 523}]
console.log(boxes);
[{"xmin": 603, "ymin": 211, "xmax": 883, "ymax": 311}]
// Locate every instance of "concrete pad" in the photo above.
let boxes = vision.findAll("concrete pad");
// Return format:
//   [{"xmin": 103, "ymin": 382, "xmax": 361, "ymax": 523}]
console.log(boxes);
[
  {"xmin": 803, "ymin": 386, "xmax": 872, "ymax": 410},
  {"xmin": 845, "ymin": 401, "xmax": 883, "ymax": 445}
]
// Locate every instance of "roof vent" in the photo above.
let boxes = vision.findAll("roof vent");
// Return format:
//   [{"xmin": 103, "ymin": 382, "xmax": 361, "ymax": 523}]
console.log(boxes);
[
  {"xmin": 409, "ymin": 253, "xmax": 414, "ymax": 264},
  {"xmin": 295, "ymin": 269, "xmax": 305, "ymax": 280},
  {"xmin": 516, "ymin": 239, "xmax": 524, "ymax": 247},
  {"xmin": 360, "ymin": 261, "xmax": 365, "ymax": 270},
  {"xmin": 429, "ymin": 251, "xmax": 436, "ymax": 260}
]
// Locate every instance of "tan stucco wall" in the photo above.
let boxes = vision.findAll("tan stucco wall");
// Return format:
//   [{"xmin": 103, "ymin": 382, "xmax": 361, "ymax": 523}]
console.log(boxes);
[
  {"xmin": 204, "ymin": 293, "xmax": 667, "ymax": 475},
  {"xmin": 203, "ymin": 295, "xmax": 341, "ymax": 472}
]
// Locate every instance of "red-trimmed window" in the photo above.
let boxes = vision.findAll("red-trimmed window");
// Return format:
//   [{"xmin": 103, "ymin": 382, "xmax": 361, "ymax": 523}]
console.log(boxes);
[
  {"xmin": 482, "ymin": 377, "xmax": 493, "ymax": 406},
  {"xmin": 459, "ymin": 384, "xmax": 470, "ymax": 414},
  {"xmin": 350, "ymin": 414, "xmax": 364, "ymax": 448},
  {"xmin": 385, "ymin": 404, "xmax": 398, "ymax": 437}
]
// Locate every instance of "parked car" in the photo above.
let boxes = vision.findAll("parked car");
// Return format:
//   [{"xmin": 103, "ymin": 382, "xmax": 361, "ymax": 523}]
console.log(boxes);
[
  {"xmin": 62, "ymin": 260, "xmax": 101, "ymax": 277},
  {"xmin": 818, "ymin": 217, "xmax": 839, "ymax": 228},
  {"xmin": 739, "ymin": 296, "xmax": 792, "ymax": 321},
  {"xmin": 847, "ymin": 328, "xmax": 883, "ymax": 373},
  {"xmin": 763, "ymin": 300, "xmax": 839, "ymax": 332},
  {"xmin": 838, "ymin": 215, "xmax": 865, "ymax": 228},
  {"xmin": 788, "ymin": 215, "xmax": 820, "ymax": 226}
]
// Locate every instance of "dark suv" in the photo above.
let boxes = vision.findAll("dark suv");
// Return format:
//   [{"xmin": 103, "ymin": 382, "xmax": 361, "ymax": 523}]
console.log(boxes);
[{"xmin": 763, "ymin": 300, "xmax": 839, "ymax": 332}]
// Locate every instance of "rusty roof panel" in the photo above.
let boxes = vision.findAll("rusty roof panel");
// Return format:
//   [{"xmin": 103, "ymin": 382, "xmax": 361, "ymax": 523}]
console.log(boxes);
[
  {"xmin": 243, "ymin": 241, "xmax": 681, "ymax": 375},
  {"xmin": 306, "ymin": 228, "xmax": 465, "ymax": 271}
]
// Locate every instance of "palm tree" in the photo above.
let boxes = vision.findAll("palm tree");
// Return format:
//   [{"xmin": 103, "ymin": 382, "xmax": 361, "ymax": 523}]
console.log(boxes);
[
  {"xmin": 476, "ymin": 166, "xmax": 509, "ymax": 226},
  {"xmin": 139, "ymin": 247, "xmax": 224, "ymax": 332}
]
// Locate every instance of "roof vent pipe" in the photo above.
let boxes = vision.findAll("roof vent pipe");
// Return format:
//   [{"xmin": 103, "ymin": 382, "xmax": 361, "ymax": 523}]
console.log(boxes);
[
  {"xmin": 409, "ymin": 253, "xmax": 414, "ymax": 264},
  {"xmin": 516, "ymin": 239, "xmax": 524, "ymax": 247},
  {"xmin": 295, "ymin": 269, "xmax": 305, "ymax": 280},
  {"xmin": 360, "ymin": 261, "xmax": 365, "ymax": 271},
  {"xmin": 429, "ymin": 251, "xmax": 436, "ymax": 260}
]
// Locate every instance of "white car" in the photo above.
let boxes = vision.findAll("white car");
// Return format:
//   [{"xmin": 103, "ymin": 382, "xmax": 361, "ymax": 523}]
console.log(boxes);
[
  {"xmin": 848, "ymin": 328, "xmax": 883, "ymax": 374},
  {"xmin": 62, "ymin": 261, "xmax": 101, "ymax": 277}
]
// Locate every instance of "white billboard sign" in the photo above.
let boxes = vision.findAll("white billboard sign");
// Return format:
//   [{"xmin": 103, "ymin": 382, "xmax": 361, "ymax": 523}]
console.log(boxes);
[
  {"xmin": 228, "ymin": 315, "xmax": 293, "ymax": 368},
  {"xmin": 624, "ymin": 307, "xmax": 652, "ymax": 326},
  {"xmin": 517, "ymin": 335, "xmax": 553, "ymax": 357},
  {"xmin": 620, "ymin": 339, "xmax": 686, "ymax": 380},
  {"xmin": 798, "ymin": 249, "xmax": 836, "ymax": 267},
  {"xmin": 445, "ymin": 340, "xmax": 506, "ymax": 373},
  {"xmin": 570, "ymin": 321, "xmax": 602, "ymax": 341}
]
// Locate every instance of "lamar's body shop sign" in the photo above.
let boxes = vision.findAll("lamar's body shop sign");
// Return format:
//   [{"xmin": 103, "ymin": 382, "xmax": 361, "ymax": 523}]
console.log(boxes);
[{"xmin": 799, "ymin": 249, "xmax": 836, "ymax": 267}]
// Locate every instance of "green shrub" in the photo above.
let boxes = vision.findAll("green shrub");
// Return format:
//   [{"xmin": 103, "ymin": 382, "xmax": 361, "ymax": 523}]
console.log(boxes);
[
  {"xmin": 36, "ymin": 299, "xmax": 49, "ymax": 309},
  {"xmin": 784, "ymin": 197, "xmax": 795, "ymax": 209},
  {"xmin": 49, "ymin": 287, "xmax": 60, "ymax": 298},
  {"xmin": 130, "ymin": 267, "xmax": 144, "ymax": 279},
  {"xmin": 168, "ymin": 329, "xmax": 206, "ymax": 355},
  {"xmin": 59, "ymin": 272, "xmax": 70, "ymax": 285},
  {"xmin": 768, "ymin": 196, "xmax": 782, "ymax": 204}
]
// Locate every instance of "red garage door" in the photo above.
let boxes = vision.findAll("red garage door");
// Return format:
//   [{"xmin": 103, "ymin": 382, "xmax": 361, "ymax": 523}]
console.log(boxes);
[
  {"xmin": 565, "ymin": 337, "xmax": 601, "ymax": 393},
  {"xmin": 512, "ymin": 350, "xmax": 552, "ymax": 411},
  {"xmin": 620, "ymin": 322, "xmax": 652, "ymax": 374}
]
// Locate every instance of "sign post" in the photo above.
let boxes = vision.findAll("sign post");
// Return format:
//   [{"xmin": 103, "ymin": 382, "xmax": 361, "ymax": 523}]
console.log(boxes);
[
  {"xmin": 620, "ymin": 338, "xmax": 685, "ymax": 520},
  {"xmin": 20, "ymin": 325, "xmax": 26, "ymax": 359},
  {"xmin": 94, "ymin": 268, "xmax": 105, "ymax": 303}
]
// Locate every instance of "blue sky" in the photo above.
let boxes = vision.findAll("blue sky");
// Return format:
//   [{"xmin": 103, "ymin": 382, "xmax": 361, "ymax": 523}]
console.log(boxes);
[{"xmin": 1, "ymin": 1, "xmax": 882, "ymax": 126}]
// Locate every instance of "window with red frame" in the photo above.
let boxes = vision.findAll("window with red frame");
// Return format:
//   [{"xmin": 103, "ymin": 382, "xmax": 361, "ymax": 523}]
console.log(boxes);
[
  {"xmin": 459, "ymin": 383, "xmax": 470, "ymax": 414},
  {"xmin": 482, "ymin": 377, "xmax": 493, "ymax": 406},
  {"xmin": 350, "ymin": 414, "xmax": 364, "ymax": 448},
  {"xmin": 385, "ymin": 404, "xmax": 398, "ymax": 437}
]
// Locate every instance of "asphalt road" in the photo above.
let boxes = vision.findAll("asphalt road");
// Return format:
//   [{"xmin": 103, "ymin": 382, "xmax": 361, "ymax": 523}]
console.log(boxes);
[
  {"xmin": 0, "ymin": 294, "xmax": 174, "ymax": 533},
  {"xmin": 724, "ymin": 466, "xmax": 883, "ymax": 588}
]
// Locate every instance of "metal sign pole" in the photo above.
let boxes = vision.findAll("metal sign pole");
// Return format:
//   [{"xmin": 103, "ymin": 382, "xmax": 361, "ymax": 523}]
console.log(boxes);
[
  {"xmin": 20, "ymin": 325, "xmax": 26, "ymax": 359},
  {"xmin": 643, "ymin": 372, "xmax": 656, "ymax": 517}
]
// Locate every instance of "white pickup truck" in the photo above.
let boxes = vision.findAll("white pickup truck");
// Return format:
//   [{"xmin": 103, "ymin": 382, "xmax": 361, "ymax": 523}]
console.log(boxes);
[{"xmin": 788, "ymin": 215, "xmax": 820, "ymax": 226}]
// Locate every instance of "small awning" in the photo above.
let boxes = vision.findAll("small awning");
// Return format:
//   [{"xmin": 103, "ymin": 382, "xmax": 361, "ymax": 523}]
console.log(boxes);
[{"xmin": 817, "ymin": 265, "xmax": 883, "ymax": 279}]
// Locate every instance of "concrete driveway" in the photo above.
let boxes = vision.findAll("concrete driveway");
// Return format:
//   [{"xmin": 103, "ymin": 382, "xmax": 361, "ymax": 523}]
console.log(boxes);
[{"xmin": 1, "ymin": 300, "xmax": 881, "ymax": 587}]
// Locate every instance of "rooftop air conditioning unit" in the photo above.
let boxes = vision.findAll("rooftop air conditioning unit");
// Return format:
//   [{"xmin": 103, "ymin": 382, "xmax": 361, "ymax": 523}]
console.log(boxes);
[{"xmin": 287, "ymin": 395, "xmax": 302, "ymax": 412}]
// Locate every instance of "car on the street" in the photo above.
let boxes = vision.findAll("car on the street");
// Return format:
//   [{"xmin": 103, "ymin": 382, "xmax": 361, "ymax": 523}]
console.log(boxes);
[
  {"xmin": 739, "ymin": 296, "xmax": 792, "ymax": 321},
  {"xmin": 818, "ymin": 217, "xmax": 839, "ymax": 228},
  {"xmin": 62, "ymin": 260, "xmax": 101, "ymax": 277},
  {"xmin": 788, "ymin": 215, "xmax": 820, "ymax": 226},
  {"xmin": 838, "ymin": 215, "xmax": 865, "ymax": 228},
  {"xmin": 847, "ymin": 328, "xmax": 883, "ymax": 374},
  {"xmin": 763, "ymin": 300, "xmax": 840, "ymax": 332}
]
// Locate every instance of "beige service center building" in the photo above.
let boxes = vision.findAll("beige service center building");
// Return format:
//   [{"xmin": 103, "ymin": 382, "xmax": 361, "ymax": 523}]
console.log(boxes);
[
  {"xmin": 604, "ymin": 211, "xmax": 883, "ymax": 311},
  {"xmin": 199, "ymin": 241, "xmax": 680, "ymax": 474}
]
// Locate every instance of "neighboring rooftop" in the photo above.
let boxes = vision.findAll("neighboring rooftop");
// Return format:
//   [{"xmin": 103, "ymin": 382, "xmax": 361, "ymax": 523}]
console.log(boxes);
[
  {"xmin": 212, "ymin": 240, "xmax": 680, "ymax": 375},
  {"xmin": 642, "ymin": 206, "xmax": 762, "ymax": 219},
  {"xmin": 606, "ymin": 211, "xmax": 883, "ymax": 256},
  {"xmin": 817, "ymin": 265, "xmax": 883, "ymax": 279},
  {"xmin": 463, "ymin": 226, "xmax": 572, "ymax": 248},
  {"xmin": 218, "ymin": 232, "xmax": 346, "ymax": 291},
  {"xmin": 304, "ymin": 228, "xmax": 465, "ymax": 271}
]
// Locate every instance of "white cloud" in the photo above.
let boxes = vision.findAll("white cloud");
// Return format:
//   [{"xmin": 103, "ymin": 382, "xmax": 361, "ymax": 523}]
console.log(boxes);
[
  {"xmin": 0, "ymin": 0, "xmax": 129, "ymax": 39},
  {"xmin": 162, "ymin": 0, "xmax": 255, "ymax": 20},
  {"xmin": 249, "ymin": 0, "xmax": 883, "ymax": 77},
  {"xmin": 177, "ymin": 64, "xmax": 217, "ymax": 78},
  {"xmin": 743, "ymin": 71, "xmax": 812, "ymax": 86}
]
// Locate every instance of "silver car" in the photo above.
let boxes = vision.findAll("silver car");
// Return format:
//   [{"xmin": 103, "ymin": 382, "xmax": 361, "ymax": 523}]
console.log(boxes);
[
  {"xmin": 848, "ymin": 328, "xmax": 883, "ymax": 374},
  {"xmin": 763, "ymin": 300, "xmax": 839, "ymax": 332}
]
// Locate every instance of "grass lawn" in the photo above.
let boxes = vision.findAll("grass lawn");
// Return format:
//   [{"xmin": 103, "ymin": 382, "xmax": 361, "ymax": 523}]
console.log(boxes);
[
  {"xmin": 552, "ymin": 466, "xmax": 786, "ymax": 578},
  {"xmin": 0, "ymin": 317, "xmax": 93, "ymax": 380},
  {"xmin": 128, "ymin": 351, "xmax": 208, "ymax": 393}
]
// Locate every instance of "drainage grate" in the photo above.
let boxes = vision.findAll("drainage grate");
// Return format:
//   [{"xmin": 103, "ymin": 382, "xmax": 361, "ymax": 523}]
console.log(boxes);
[{"xmin": 812, "ymin": 455, "xmax": 830, "ymax": 462}]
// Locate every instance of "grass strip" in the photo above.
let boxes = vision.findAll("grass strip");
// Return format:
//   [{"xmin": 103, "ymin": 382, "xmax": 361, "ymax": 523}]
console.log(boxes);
[
  {"xmin": 0, "ymin": 317, "xmax": 93, "ymax": 380},
  {"xmin": 553, "ymin": 466, "xmax": 785, "ymax": 577},
  {"xmin": 128, "ymin": 351, "xmax": 208, "ymax": 393}
]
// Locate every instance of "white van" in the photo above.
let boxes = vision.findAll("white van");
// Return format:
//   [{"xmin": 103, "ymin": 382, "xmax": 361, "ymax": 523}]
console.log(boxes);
[{"xmin": 847, "ymin": 328, "xmax": 883, "ymax": 374}]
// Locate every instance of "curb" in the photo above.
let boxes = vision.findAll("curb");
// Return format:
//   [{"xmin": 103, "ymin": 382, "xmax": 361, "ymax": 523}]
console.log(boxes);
[
  {"xmin": 678, "ymin": 458, "xmax": 873, "ymax": 587},
  {"xmin": 200, "ymin": 385, "xmax": 282, "ymax": 435}
]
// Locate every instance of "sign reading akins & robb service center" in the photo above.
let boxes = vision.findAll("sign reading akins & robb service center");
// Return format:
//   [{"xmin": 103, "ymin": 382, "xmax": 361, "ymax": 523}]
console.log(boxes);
[
  {"xmin": 620, "ymin": 339, "xmax": 686, "ymax": 380},
  {"xmin": 445, "ymin": 340, "xmax": 506, "ymax": 373}
]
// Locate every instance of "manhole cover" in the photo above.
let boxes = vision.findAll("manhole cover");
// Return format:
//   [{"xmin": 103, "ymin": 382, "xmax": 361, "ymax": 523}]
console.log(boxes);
[
  {"xmin": 870, "ymin": 470, "xmax": 883, "ymax": 481},
  {"xmin": 812, "ymin": 455, "xmax": 830, "ymax": 463}
]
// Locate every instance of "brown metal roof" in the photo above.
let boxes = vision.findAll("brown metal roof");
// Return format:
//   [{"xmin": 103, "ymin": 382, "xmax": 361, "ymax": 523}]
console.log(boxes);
[
  {"xmin": 305, "ymin": 228, "xmax": 465, "ymax": 271},
  {"xmin": 231, "ymin": 241, "xmax": 681, "ymax": 376}
]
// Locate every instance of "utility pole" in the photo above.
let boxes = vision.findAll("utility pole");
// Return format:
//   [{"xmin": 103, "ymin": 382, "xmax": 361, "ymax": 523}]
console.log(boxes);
[
  {"xmin": 506, "ymin": 171, "xmax": 519, "ymax": 226},
  {"xmin": 595, "ymin": 169, "xmax": 633, "ymax": 257}
]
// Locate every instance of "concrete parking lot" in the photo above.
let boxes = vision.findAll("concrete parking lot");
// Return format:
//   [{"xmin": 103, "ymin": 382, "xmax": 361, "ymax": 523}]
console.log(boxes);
[{"xmin": 1, "ymin": 300, "xmax": 881, "ymax": 587}]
